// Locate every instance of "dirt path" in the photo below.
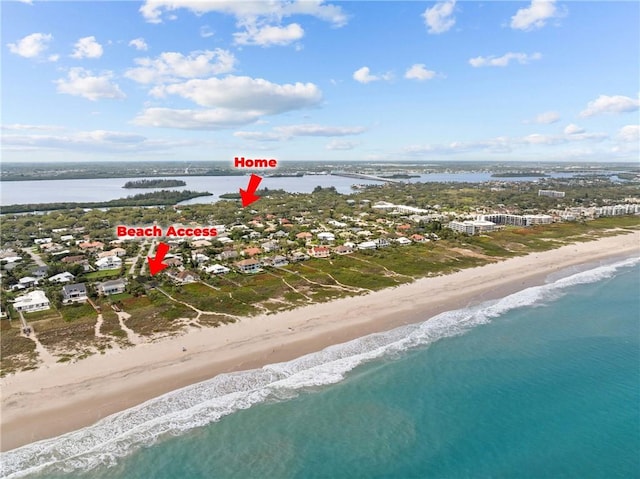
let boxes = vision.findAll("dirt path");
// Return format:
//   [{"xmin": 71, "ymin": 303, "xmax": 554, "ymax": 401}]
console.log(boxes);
[
  {"xmin": 116, "ymin": 311, "xmax": 143, "ymax": 345},
  {"xmin": 94, "ymin": 313, "xmax": 105, "ymax": 338}
]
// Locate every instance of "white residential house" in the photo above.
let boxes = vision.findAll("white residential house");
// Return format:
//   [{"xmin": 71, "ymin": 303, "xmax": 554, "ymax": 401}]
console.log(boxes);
[
  {"xmin": 269, "ymin": 255, "xmax": 289, "ymax": 267},
  {"xmin": 358, "ymin": 241, "xmax": 377, "ymax": 250},
  {"xmin": 375, "ymin": 238, "xmax": 391, "ymax": 248},
  {"xmin": 261, "ymin": 241, "xmax": 280, "ymax": 253},
  {"xmin": 96, "ymin": 256, "xmax": 122, "ymax": 271},
  {"xmin": 62, "ymin": 283, "xmax": 88, "ymax": 303},
  {"xmin": 396, "ymin": 237, "xmax": 412, "ymax": 245},
  {"xmin": 317, "ymin": 232, "xmax": 336, "ymax": 242},
  {"xmin": 201, "ymin": 264, "xmax": 231, "ymax": 275},
  {"xmin": 18, "ymin": 276, "xmax": 39, "ymax": 288},
  {"xmin": 98, "ymin": 279, "xmax": 127, "ymax": 296},
  {"xmin": 49, "ymin": 272, "xmax": 75, "ymax": 283},
  {"xmin": 13, "ymin": 290, "xmax": 50, "ymax": 312},
  {"xmin": 192, "ymin": 252, "xmax": 210, "ymax": 264}
]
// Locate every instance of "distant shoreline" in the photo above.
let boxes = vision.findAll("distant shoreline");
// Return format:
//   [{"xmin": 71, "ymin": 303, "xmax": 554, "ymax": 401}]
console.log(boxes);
[{"xmin": 1, "ymin": 231, "xmax": 638, "ymax": 452}]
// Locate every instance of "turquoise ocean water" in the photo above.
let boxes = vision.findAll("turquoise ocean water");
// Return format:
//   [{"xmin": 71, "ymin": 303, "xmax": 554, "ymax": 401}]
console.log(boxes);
[{"xmin": 3, "ymin": 257, "xmax": 639, "ymax": 479}]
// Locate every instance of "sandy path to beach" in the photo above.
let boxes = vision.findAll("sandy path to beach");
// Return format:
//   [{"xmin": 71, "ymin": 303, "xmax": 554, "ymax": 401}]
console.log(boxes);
[{"xmin": 1, "ymin": 231, "xmax": 638, "ymax": 451}]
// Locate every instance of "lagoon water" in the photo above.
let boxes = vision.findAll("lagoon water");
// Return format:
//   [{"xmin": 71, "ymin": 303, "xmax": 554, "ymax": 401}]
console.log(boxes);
[
  {"xmin": 3, "ymin": 257, "xmax": 638, "ymax": 479},
  {"xmin": 0, "ymin": 173, "xmax": 574, "ymax": 206}
]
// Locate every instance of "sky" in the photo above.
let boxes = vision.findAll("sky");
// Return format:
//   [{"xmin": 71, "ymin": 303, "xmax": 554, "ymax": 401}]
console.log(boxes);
[{"xmin": 1, "ymin": 0, "xmax": 639, "ymax": 164}]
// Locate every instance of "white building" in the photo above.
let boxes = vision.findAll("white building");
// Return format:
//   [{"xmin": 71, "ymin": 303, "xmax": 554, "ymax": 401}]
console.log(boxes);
[
  {"xmin": 201, "ymin": 264, "xmax": 231, "ymax": 274},
  {"xmin": 96, "ymin": 256, "xmax": 122, "ymax": 271},
  {"xmin": 448, "ymin": 220, "xmax": 496, "ymax": 235},
  {"xmin": 49, "ymin": 272, "xmax": 75, "ymax": 283},
  {"xmin": 538, "ymin": 189, "xmax": 565, "ymax": 198},
  {"xmin": 14, "ymin": 290, "xmax": 50, "ymax": 312},
  {"xmin": 317, "ymin": 232, "xmax": 336, "ymax": 242},
  {"xmin": 479, "ymin": 214, "xmax": 552, "ymax": 227}
]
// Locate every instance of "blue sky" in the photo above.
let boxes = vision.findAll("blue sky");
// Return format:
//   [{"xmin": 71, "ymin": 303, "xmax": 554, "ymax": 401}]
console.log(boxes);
[{"xmin": 2, "ymin": 0, "xmax": 639, "ymax": 163}]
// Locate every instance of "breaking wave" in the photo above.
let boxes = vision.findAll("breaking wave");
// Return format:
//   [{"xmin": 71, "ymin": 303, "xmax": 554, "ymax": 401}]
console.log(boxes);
[{"xmin": 2, "ymin": 256, "xmax": 638, "ymax": 478}]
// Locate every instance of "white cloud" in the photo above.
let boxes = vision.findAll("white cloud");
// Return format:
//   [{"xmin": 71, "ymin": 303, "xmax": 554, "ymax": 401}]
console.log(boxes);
[
  {"xmin": 422, "ymin": 0, "xmax": 456, "ymax": 34},
  {"xmin": 139, "ymin": 0, "xmax": 348, "ymax": 27},
  {"xmin": 125, "ymin": 49, "xmax": 236, "ymax": 84},
  {"xmin": 510, "ymin": 0, "xmax": 562, "ymax": 31},
  {"xmin": 1, "ymin": 129, "xmax": 192, "ymax": 153},
  {"xmin": 200, "ymin": 26, "xmax": 215, "ymax": 38},
  {"xmin": 48, "ymin": 54, "xmax": 60, "ymax": 62},
  {"xmin": 469, "ymin": 52, "xmax": 542, "ymax": 67},
  {"xmin": 129, "ymin": 38, "xmax": 148, "ymax": 51},
  {"xmin": 7, "ymin": 33, "xmax": 53, "ymax": 59},
  {"xmin": 133, "ymin": 107, "xmax": 262, "ymax": 130},
  {"xmin": 55, "ymin": 68, "xmax": 125, "ymax": 101},
  {"xmin": 404, "ymin": 64, "xmax": 437, "ymax": 81},
  {"xmin": 353, "ymin": 66, "xmax": 392, "ymax": 84},
  {"xmin": 564, "ymin": 123, "xmax": 584, "ymax": 135},
  {"xmin": 529, "ymin": 111, "xmax": 560, "ymax": 124},
  {"xmin": 151, "ymin": 75, "xmax": 322, "ymax": 113},
  {"xmin": 235, "ymin": 124, "xmax": 366, "ymax": 141},
  {"xmin": 234, "ymin": 23, "xmax": 304, "ymax": 47},
  {"xmin": 1, "ymin": 124, "xmax": 65, "ymax": 131},
  {"xmin": 326, "ymin": 140, "xmax": 358, "ymax": 150},
  {"xmin": 71, "ymin": 36, "xmax": 103, "ymax": 59},
  {"xmin": 402, "ymin": 128, "xmax": 607, "ymax": 157},
  {"xmin": 617, "ymin": 125, "xmax": 640, "ymax": 143},
  {"xmin": 580, "ymin": 94, "xmax": 640, "ymax": 118}
]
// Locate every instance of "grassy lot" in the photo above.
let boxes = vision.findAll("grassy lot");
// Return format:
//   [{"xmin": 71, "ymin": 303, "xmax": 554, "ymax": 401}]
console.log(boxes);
[
  {"xmin": 22, "ymin": 308, "xmax": 62, "ymax": 322},
  {"xmin": 0, "ymin": 321, "xmax": 38, "ymax": 376},
  {"xmin": 123, "ymin": 292, "xmax": 196, "ymax": 336},
  {"xmin": 59, "ymin": 302, "xmax": 96, "ymax": 322},
  {"xmin": 83, "ymin": 269, "xmax": 122, "ymax": 280}
]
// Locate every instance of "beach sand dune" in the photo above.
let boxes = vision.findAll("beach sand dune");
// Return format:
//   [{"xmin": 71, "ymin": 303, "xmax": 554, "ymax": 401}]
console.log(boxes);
[{"xmin": 1, "ymin": 231, "xmax": 639, "ymax": 452}]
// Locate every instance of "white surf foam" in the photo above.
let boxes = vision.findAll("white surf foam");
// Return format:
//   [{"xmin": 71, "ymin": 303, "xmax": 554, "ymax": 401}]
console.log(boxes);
[{"xmin": 2, "ymin": 256, "xmax": 637, "ymax": 478}]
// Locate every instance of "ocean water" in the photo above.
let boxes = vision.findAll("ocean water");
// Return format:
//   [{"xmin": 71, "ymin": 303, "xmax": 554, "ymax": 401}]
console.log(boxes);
[{"xmin": 2, "ymin": 257, "xmax": 639, "ymax": 479}]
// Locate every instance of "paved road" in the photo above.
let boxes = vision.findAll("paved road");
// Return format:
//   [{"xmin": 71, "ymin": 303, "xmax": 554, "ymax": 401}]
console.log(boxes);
[
  {"xmin": 21, "ymin": 247, "xmax": 46, "ymax": 267},
  {"xmin": 128, "ymin": 239, "xmax": 149, "ymax": 276}
]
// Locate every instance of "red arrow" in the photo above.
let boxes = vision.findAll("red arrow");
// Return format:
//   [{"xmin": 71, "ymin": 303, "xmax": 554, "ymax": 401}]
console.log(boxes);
[
  {"xmin": 240, "ymin": 174, "xmax": 262, "ymax": 207},
  {"xmin": 147, "ymin": 242, "xmax": 170, "ymax": 276}
]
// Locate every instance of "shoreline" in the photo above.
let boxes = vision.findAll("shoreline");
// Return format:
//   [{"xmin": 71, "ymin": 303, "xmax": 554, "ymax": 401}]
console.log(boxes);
[{"xmin": 1, "ymin": 231, "xmax": 639, "ymax": 452}]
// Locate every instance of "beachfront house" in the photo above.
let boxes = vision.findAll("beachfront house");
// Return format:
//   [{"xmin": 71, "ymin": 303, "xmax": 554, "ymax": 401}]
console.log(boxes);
[
  {"xmin": 358, "ymin": 241, "xmax": 377, "ymax": 250},
  {"xmin": 13, "ymin": 290, "xmax": 50, "ymax": 312},
  {"xmin": 168, "ymin": 270, "xmax": 200, "ymax": 284},
  {"xmin": 62, "ymin": 283, "xmax": 88, "ymax": 304},
  {"xmin": 97, "ymin": 279, "xmax": 127, "ymax": 296},
  {"xmin": 201, "ymin": 264, "xmax": 231, "ymax": 275},
  {"xmin": 235, "ymin": 258, "xmax": 261, "ymax": 274},
  {"xmin": 308, "ymin": 246, "xmax": 331, "ymax": 258},
  {"xmin": 334, "ymin": 245, "xmax": 354, "ymax": 255},
  {"xmin": 375, "ymin": 238, "xmax": 391, "ymax": 248}
]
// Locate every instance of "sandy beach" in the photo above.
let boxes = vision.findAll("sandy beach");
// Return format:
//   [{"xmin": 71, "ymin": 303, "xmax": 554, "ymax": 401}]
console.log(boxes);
[{"xmin": 1, "ymin": 231, "xmax": 639, "ymax": 452}]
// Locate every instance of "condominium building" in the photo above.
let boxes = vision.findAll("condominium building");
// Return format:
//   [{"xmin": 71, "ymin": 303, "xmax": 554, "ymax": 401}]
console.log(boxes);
[{"xmin": 538, "ymin": 189, "xmax": 565, "ymax": 198}]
